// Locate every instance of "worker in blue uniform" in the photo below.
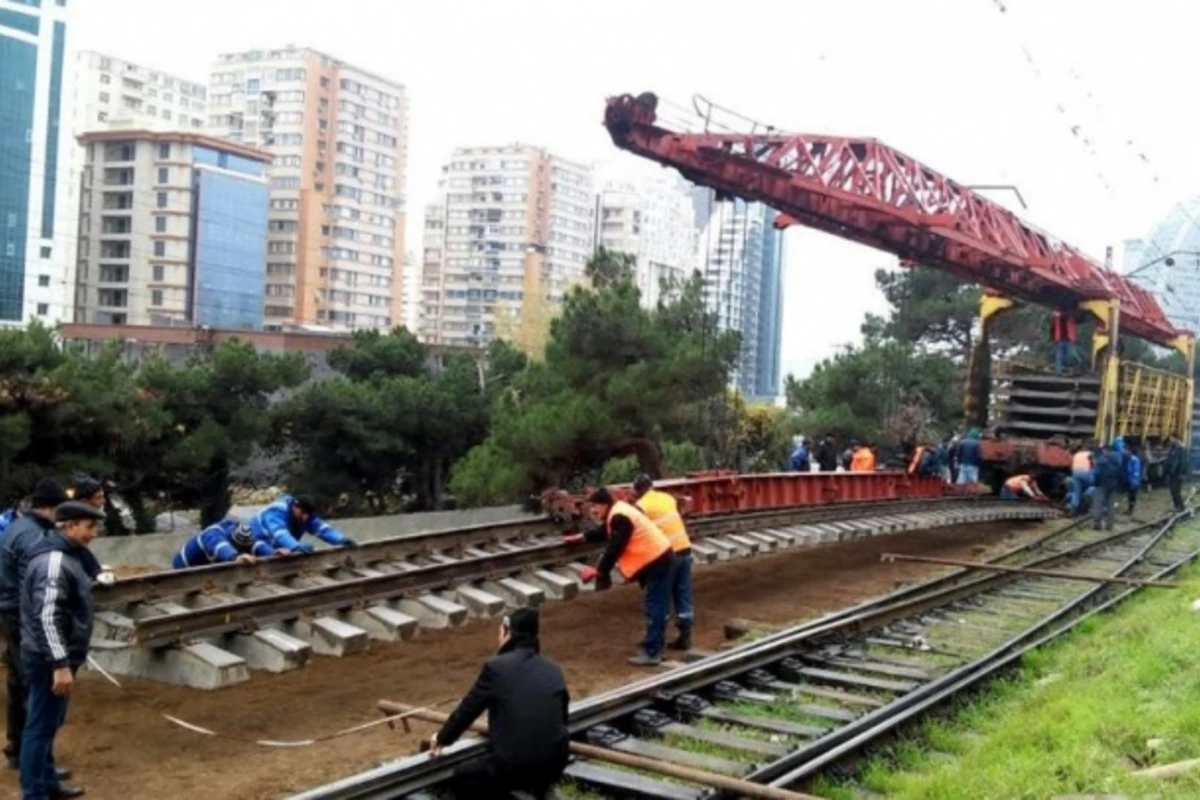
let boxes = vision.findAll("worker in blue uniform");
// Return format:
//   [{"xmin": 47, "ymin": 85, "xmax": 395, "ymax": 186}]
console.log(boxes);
[
  {"xmin": 171, "ymin": 519, "xmax": 275, "ymax": 570},
  {"xmin": 248, "ymin": 494, "xmax": 357, "ymax": 554},
  {"xmin": 0, "ymin": 507, "xmax": 18, "ymax": 541}
]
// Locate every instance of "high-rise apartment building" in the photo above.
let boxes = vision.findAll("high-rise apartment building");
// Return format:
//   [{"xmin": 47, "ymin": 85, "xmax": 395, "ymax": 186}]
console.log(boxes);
[
  {"xmin": 1122, "ymin": 197, "xmax": 1200, "ymax": 333},
  {"xmin": 419, "ymin": 144, "xmax": 594, "ymax": 348},
  {"xmin": 74, "ymin": 52, "xmax": 207, "ymax": 133},
  {"xmin": 0, "ymin": 0, "xmax": 73, "ymax": 324},
  {"xmin": 594, "ymin": 161, "xmax": 697, "ymax": 308},
  {"xmin": 695, "ymin": 196, "xmax": 785, "ymax": 400},
  {"xmin": 75, "ymin": 130, "xmax": 271, "ymax": 329},
  {"xmin": 207, "ymin": 46, "xmax": 408, "ymax": 330}
]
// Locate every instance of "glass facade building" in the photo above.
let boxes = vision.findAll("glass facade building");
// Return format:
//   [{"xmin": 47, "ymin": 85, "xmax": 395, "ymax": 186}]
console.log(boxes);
[
  {"xmin": 192, "ymin": 166, "xmax": 269, "ymax": 329},
  {"xmin": 0, "ymin": 0, "xmax": 71, "ymax": 324}
]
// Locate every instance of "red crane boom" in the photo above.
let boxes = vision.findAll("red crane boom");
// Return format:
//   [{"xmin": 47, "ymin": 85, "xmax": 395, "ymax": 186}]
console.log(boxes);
[{"xmin": 603, "ymin": 93, "xmax": 1187, "ymax": 347}]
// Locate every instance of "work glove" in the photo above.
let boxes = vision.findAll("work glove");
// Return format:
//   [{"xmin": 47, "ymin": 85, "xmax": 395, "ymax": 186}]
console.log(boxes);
[
  {"xmin": 562, "ymin": 533, "xmax": 584, "ymax": 545},
  {"xmin": 342, "ymin": 538, "xmax": 360, "ymax": 548},
  {"xmin": 579, "ymin": 565, "xmax": 599, "ymax": 583}
]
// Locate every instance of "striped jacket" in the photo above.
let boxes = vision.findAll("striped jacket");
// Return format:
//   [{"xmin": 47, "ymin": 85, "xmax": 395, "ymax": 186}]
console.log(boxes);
[{"xmin": 20, "ymin": 530, "xmax": 94, "ymax": 669}]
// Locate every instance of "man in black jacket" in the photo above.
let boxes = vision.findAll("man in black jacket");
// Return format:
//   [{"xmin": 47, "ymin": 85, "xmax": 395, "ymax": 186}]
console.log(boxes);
[
  {"xmin": 430, "ymin": 608, "xmax": 570, "ymax": 799},
  {"xmin": 0, "ymin": 478, "xmax": 67, "ymax": 774},
  {"xmin": 815, "ymin": 435, "xmax": 838, "ymax": 472},
  {"xmin": 1165, "ymin": 434, "xmax": 1188, "ymax": 512},
  {"xmin": 19, "ymin": 501, "xmax": 103, "ymax": 800}
]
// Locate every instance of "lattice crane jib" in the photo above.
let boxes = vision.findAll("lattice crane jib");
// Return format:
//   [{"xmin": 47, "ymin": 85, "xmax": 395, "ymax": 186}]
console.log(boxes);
[{"xmin": 603, "ymin": 92, "xmax": 1191, "ymax": 351}]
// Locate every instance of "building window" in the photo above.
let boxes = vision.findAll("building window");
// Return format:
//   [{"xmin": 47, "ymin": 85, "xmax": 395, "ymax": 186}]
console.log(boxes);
[
  {"xmin": 37, "ymin": 274, "xmax": 49, "ymax": 287},
  {"xmin": 99, "ymin": 74, "xmax": 110, "ymax": 84},
  {"xmin": 151, "ymin": 289, "xmax": 163, "ymax": 306},
  {"xmin": 154, "ymin": 216, "xmax": 166, "ymax": 232},
  {"xmin": 152, "ymin": 265, "xmax": 164, "ymax": 281},
  {"xmin": 153, "ymin": 241, "xmax": 165, "ymax": 257},
  {"xmin": 162, "ymin": 109, "xmax": 172, "ymax": 120},
  {"xmin": 97, "ymin": 112, "xmax": 107, "ymax": 122},
  {"xmin": 158, "ymin": 142, "xmax": 170, "ymax": 159},
  {"xmin": 36, "ymin": 303, "xmax": 48, "ymax": 315},
  {"xmin": 156, "ymin": 191, "xmax": 167, "ymax": 208},
  {"xmin": 39, "ymin": 246, "xmax": 50, "ymax": 258},
  {"xmin": 157, "ymin": 167, "xmax": 169, "ymax": 184},
  {"xmin": 99, "ymin": 91, "xmax": 110, "ymax": 103}
]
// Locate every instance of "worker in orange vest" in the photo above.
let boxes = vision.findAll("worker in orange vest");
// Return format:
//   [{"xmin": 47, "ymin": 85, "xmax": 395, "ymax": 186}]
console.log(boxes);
[
  {"xmin": 1050, "ymin": 308, "xmax": 1080, "ymax": 374},
  {"xmin": 850, "ymin": 442, "xmax": 876, "ymax": 472},
  {"xmin": 565, "ymin": 487, "xmax": 674, "ymax": 666},
  {"xmin": 632, "ymin": 475, "xmax": 694, "ymax": 651},
  {"xmin": 1001, "ymin": 473, "xmax": 1048, "ymax": 502}
]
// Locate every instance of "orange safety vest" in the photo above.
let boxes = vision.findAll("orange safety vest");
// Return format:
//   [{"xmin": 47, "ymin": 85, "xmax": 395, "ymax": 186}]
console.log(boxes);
[
  {"xmin": 636, "ymin": 489, "xmax": 691, "ymax": 553},
  {"xmin": 1004, "ymin": 474, "xmax": 1032, "ymax": 493},
  {"xmin": 906, "ymin": 446, "xmax": 927, "ymax": 475},
  {"xmin": 850, "ymin": 447, "xmax": 876, "ymax": 472},
  {"xmin": 606, "ymin": 500, "xmax": 671, "ymax": 580},
  {"xmin": 1071, "ymin": 450, "xmax": 1092, "ymax": 472}
]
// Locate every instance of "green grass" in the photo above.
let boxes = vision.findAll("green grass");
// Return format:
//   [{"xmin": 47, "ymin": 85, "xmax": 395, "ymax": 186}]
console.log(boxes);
[{"xmin": 814, "ymin": 552, "xmax": 1200, "ymax": 800}]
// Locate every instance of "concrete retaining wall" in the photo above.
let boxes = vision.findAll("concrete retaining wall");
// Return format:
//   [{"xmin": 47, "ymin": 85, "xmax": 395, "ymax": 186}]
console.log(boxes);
[{"xmin": 94, "ymin": 504, "xmax": 537, "ymax": 567}]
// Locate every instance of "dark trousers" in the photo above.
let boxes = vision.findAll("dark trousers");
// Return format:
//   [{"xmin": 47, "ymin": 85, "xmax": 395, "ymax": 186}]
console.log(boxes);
[
  {"xmin": 668, "ymin": 552, "xmax": 694, "ymax": 630},
  {"xmin": 1169, "ymin": 475, "xmax": 1184, "ymax": 511},
  {"xmin": 0, "ymin": 611, "xmax": 24, "ymax": 760},
  {"xmin": 1127, "ymin": 486, "xmax": 1140, "ymax": 513},
  {"xmin": 451, "ymin": 755, "xmax": 567, "ymax": 799},
  {"xmin": 640, "ymin": 565, "xmax": 672, "ymax": 658},
  {"xmin": 1092, "ymin": 485, "xmax": 1115, "ymax": 530},
  {"xmin": 19, "ymin": 657, "xmax": 70, "ymax": 800}
]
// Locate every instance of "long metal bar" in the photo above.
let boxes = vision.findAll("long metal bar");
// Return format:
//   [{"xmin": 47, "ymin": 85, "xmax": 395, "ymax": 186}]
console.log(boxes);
[
  {"xmin": 880, "ymin": 552, "xmax": 1179, "ymax": 588},
  {"xmin": 376, "ymin": 703, "xmax": 826, "ymax": 800}
]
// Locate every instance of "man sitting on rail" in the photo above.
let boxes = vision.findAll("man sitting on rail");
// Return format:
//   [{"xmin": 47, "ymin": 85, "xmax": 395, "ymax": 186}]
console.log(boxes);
[
  {"xmin": 248, "ymin": 494, "xmax": 358, "ymax": 555},
  {"xmin": 429, "ymin": 608, "xmax": 570, "ymax": 799},
  {"xmin": 171, "ymin": 519, "xmax": 275, "ymax": 570},
  {"xmin": 568, "ymin": 487, "xmax": 674, "ymax": 666},
  {"xmin": 1001, "ymin": 474, "xmax": 1048, "ymax": 502}
]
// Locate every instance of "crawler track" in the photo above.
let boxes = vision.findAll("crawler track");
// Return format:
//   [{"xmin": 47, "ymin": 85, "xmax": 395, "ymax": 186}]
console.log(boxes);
[
  {"xmin": 90, "ymin": 498, "xmax": 1053, "ymax": 688},
  {"xmin": 291, "ymin": 507, "xmax": 1199, "ymax": 800}
]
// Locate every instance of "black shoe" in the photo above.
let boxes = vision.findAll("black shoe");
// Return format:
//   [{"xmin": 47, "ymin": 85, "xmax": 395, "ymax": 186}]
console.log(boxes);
[
  {"xmin": 668, "ymin": 628, "xmax": 693, "ymax": 651},
  {"xmin": 56, "ymin": 766, "xmax": 73, "ymax": 781},
  {"xmin": 50, "ymin": 783, "xmax": 85, "ymax": 799},
  {"xmin": 4, "ymin": 752, "xmax": 16, "ymax": 771}
]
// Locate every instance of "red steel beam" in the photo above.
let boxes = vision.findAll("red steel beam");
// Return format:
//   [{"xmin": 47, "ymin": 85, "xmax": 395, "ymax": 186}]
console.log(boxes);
[{"xmin": 603, "ymin": 93, "xmax": 1186, "ymax": 346}]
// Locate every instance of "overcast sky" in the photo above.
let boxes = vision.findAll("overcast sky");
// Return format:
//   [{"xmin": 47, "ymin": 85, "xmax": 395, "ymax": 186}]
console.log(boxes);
[{"xmin": 73, "ymin": 0, "xmax": 1200, "ymax": 381}]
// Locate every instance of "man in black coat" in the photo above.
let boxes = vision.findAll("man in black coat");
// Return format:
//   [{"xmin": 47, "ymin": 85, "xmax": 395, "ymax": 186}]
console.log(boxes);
[
  {"xmin": 430, "ymin": 608, "xmax": 570, "ymax": 799},
  {"xmin": 0, "ymin": 478, "xmax": 67, "ymax": 774},
  {"xmin": 1165, "ymin": 434, "xmax": 1188, "ymax": 512}
]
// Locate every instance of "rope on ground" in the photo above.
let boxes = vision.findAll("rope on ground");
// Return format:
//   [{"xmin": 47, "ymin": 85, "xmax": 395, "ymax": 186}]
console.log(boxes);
[{"xmin": 86, "ymin": 654, "xmax": 452, "ymax": 747}]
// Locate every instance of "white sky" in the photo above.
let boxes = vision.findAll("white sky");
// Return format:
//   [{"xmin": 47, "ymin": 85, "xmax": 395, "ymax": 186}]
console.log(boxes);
[{"xmin": 74, "ymin": 0, "xmax": 1200, "ymax": 380}]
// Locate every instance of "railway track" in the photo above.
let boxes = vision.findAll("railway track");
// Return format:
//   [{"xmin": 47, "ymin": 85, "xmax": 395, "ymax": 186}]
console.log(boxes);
[
  {"xmin": 290, "ymin": 505, "xmax": 1199, "ymax": 800},
  {"xmin": 90, "ymin": 497, "xmax": 1054, "ymax": 688}
]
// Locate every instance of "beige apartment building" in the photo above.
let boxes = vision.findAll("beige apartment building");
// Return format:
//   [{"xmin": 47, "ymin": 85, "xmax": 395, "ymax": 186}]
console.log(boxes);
[
  {"xmin": 74, "ymin": 52, "xmax": 207, "ymax": 133},
  {"xmin": 419, "ymin": 144, "xmax": 594, "ymax": 348},
  {"xmin": 207, "ymin": 46, "xmax": 408, "ymax": 330}
]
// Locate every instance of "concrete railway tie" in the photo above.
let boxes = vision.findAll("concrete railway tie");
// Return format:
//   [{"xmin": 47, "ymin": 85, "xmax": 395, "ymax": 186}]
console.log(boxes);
[{"xmin": 87, "ymin": 501, "xmax": 1055, "ymax": 689}]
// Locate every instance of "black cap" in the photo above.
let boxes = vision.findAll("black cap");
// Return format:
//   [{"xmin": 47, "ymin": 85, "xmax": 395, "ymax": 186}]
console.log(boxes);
[
  {"xmin": 69, "ymin": 475, "xmax": 104, "ymax": 501},
  {"xmin": 56, "ymin": 501, "xmax": 106, "ymax": 523},
  {"xmin": 632, "ymin": 474, "xmax": 653, "ymax": 493},
  {"xmin": 30, "ymin": 479, "xmax": 67, "ymax": 510},
  {"xmin": 292, "ymin": 495, "xmax": 318, "ymax": 515},
  {"xmin": 503, "ymin": 607, "xmax": 539, "ymax": 638},
  {"xmin": 587, "ymin": 487, "xmax": 613, "ymax": 505}
]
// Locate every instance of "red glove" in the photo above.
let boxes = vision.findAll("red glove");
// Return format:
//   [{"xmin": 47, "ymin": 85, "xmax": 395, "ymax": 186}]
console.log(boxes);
[
  {"xmin": 579, "ymin": 566, "xmax": 599, "ymax": 583},
  {"xmin": 563, "ymin": 533, "xmax": 584, "ymax": 545}
]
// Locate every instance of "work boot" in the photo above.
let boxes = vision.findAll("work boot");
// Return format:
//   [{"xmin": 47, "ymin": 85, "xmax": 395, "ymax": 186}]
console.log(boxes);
[
  {"xmin": 56, "ymin": 766, "xmax": 73, "ymax": 781},
  {"xmin": 628, "ymin": 650, "xmax": 661, "ymax": 667},
  {"xmin": 668, "ymin": 625, "xmax": 693, "ymax": 652},
  {"xmin": 51, "ymin": 784, "xmax": 85, "ymax": 799}
]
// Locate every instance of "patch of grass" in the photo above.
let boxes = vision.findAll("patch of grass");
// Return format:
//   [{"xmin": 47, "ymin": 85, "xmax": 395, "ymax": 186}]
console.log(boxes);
[{"xmin": 819, "ymin": 546, "xmax": 1200, "ymax": 799}]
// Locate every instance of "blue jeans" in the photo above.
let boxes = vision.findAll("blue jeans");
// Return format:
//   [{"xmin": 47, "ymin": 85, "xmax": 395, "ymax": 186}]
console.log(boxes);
[
  {"xmin": 641, "ymin": 564, "xmax": 672, "ymax": 658},
  {"xmin": 957, "ymin": 464, "xmax": 980, "ymax": 484},
  {"xmin": 1000, "ymin": 487, "xmax": 1018, "ymax": 500},
  {"xmin": 1069, "ymin": 469, "xmax": 1093, "ymax": 514},
  {"xmin": 669, "ymin": 553, "xmax": 694, "ymax": 629},
  {"xmin": 20, "ymin": 656, "xmax": 70, "ymax": 800}
]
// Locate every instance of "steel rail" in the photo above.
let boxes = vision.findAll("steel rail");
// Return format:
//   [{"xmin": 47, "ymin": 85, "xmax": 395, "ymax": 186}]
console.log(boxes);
[
  {"xmin": 99, "ymin": 497, "xmax": 986, "ymax": 607},
  {"xmin": 287, "ymin": 511, "xmax": 1138, "ymax": 800},
  {"xmin": 126, "ymin": 499, "xmax": 1025, "ymax": 646},
  {"xmin": 762, "ymin": 505, "xmax": 1197, "ymax": 790}
]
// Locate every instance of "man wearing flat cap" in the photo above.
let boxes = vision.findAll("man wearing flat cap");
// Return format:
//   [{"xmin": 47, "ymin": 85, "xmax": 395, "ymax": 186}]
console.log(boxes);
[
  {"xmin": 430, "ymin": 608, "xmax": 570, "ymax": 799},
  {"xmin": 19, "ymin": 500, "xmax": 105, "ymax": 800}
]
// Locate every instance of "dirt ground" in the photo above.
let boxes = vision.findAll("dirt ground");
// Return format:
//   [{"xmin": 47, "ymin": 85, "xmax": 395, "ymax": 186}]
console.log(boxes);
[{"xmin": 0, "ymin": 517, "xmax": 1061, "ymax": 800}]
